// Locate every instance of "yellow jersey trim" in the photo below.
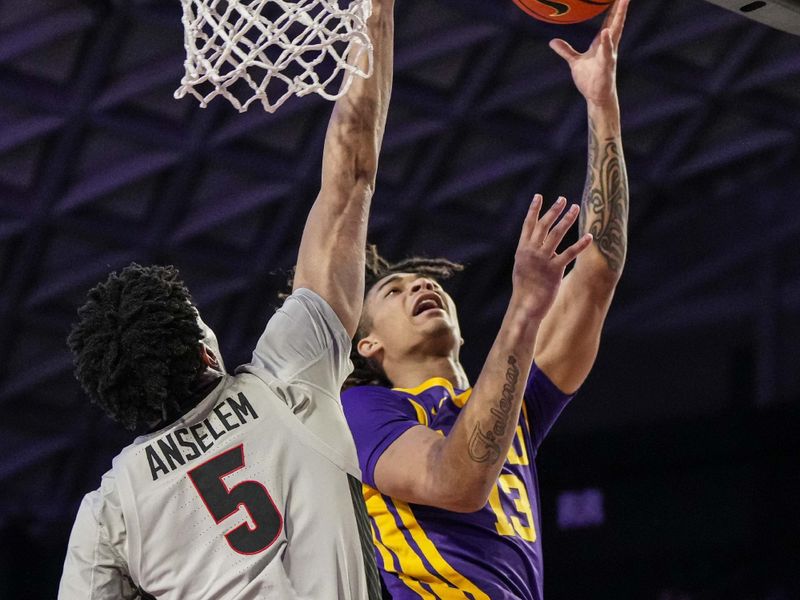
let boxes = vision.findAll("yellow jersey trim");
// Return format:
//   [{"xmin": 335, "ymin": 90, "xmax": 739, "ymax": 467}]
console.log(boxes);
[
  {"xmin": 392, "ymin": 499, "xmax": 490, "ymax": 600},
  {"xmin": 394, "ymin": 377, "xmax": 474, "ymax": 410},
  {"xmin": 407, "ymin": 398, "xmax": 429, "ymax": 426},
  {"xmin": 394, "ymin": 377, "xmax": 456, "ymax": 398},
  {"xmin": 365, "ymin": 487, "xmax": 470, "ymax": 598},
  {"xmin": 366, "ymin": 489, "xmax": 397, "ymax": 574},
  {"xmin": 450, "ymin": 387, "xmax": 471, "ymax": 409}
]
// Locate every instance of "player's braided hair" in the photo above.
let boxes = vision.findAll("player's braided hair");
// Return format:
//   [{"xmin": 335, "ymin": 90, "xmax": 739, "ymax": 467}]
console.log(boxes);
[
  {"xmin": 346, "ymin": 244, "xmax": 463, "ymax": 389},
  {"xmin": 67, "ymin": 263, "xmax": 205, "ymax": 431}
]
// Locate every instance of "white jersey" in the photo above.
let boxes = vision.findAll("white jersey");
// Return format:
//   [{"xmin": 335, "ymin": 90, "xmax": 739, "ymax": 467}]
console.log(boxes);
[{"xmin": 58, "ymin": 289, "xmax": 373, "ymax": 599}]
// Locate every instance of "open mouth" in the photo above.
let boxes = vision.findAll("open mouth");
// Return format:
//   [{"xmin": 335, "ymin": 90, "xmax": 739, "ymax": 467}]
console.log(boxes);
[{"xmin": 412, "ymin": 293, "xmax": 444, "ymax": 317}]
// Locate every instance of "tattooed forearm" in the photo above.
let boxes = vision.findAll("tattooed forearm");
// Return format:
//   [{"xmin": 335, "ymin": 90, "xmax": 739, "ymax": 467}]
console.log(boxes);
[
  {"xmin": 468, "ymin": 356, "xmax": 521, "ymax": 463},
  {"xmin": 580, "ymin": 117, "xmax": 629, "ymax": 273}
]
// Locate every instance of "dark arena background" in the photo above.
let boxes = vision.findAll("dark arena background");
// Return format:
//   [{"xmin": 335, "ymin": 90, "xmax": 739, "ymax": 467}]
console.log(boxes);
[{"xmin": 2, "ymin": 0, "xmax": 800, "ymax": 598}]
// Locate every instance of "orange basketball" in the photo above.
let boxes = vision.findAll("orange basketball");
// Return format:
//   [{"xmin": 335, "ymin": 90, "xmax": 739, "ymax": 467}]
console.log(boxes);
[{"xmin": 513, "ymin": 0, "xmax": 614, "ymax": 24}]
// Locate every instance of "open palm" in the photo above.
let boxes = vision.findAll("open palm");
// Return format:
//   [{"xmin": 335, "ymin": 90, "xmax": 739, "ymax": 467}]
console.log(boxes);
[
  {"xmin": 549, "ymin": 0, "xmax": 629, "ymax": 106},
  {"xmin": 512, "ymin": 195, "xmax": 592, "ymax": 320}
]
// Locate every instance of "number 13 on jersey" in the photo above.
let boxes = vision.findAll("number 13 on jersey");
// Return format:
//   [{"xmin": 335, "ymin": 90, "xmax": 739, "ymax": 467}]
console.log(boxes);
[
  {"xmin": 188, "ymin": 444, "xmax": 283, "ymax": 555},
  {"xmin": 488, "ymin": 425, "xmax": 537, "ymax": 542}
]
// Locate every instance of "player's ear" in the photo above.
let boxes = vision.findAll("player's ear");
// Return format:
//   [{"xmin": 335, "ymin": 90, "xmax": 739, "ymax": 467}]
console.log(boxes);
[
  {"xmin": 357, "ymin": 335, "xmax": 382, "ymax": 360},
  {"xmin": 199, "ymin": 344, "xmax": 221, "ymax": 369}
]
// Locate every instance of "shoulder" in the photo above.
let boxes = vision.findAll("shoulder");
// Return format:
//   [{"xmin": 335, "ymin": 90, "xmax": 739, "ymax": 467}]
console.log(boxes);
[
  {"xmin": 340, "ymin": 386, "xmax": 425, "ymax": 487},
  {"xmin": 342, "ymin": 384, "xmax": 402, "ymax": 403},
  {"xmin": 341, "ymin": 385, "xmax": 418, "ymax": 425},
  {"xmin": 243, "ymin": 289, "xmax": 353, "ymax": 387},
  {"xmin": 73, "ymin": 469, "xmax": 123, "ymax": 537},
  {"xmin": 285, "ymin": 288, "xmax": 348, "ymax": 335},
  {"xmin": 341, "ymin": 385, "xmax": 417, "ymax": 413}
]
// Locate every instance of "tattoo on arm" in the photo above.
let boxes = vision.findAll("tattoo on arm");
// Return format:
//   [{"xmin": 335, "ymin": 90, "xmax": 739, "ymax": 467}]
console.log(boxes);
[
  {"xmin": 580, "ymin": 118, "xmax": 629, "ymax": 273},
  {"xmin": 468, "ymin": 356, "xmax": 521, "ymax": 464}
]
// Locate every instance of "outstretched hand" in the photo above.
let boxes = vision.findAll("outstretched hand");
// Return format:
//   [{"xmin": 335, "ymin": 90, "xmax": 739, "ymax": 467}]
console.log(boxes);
[
  {"xmin": 512, "ymin": 195, "xmax": 593, "ymax": 319},
  {"xmin": 549, "ymin": 0, "xmax": 629, "ymax": 107}
]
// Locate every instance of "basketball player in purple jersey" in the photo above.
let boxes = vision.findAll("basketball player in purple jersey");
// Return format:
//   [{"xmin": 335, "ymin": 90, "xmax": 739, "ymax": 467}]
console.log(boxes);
[
  {"xmin": 57, "ymin": 0, "xmax": 395, "ymax": 597},
  {"xmin": 340, "ymin": 1, "xmax": 630, "ymax": 597}
]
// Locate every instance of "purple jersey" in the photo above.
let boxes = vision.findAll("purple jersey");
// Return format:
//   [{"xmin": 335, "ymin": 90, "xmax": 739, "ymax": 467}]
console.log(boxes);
[{"xmin": 341, "ymin": 363, "xmax": 574, "ymax": 600}]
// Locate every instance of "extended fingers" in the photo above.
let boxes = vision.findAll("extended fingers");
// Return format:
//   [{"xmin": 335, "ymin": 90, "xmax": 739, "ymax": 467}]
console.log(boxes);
[
  {"xmin": 557, "ymin": 233, "xmax": 593, "ymax": 266},
  {"xmin": 549, "ymin": 38, "xmax": 579, "ymax": 64},
  {"xmin": 518, "ymin": 195, "xmax": 543, "ymax": 251},
  {"xmin": 602, "ymin": 28, "xmax": 614, "ymax": 60},
  {"xmin": 532, "ymin": 196, "xmax": 567, "ymax": 246},
  {"xmin": 541, "ymin": 202, "xmax": 580, "ymax": 254},
  {"xmin": 609, "ymin": 0, "xmax": 629, "ymax": 46}
]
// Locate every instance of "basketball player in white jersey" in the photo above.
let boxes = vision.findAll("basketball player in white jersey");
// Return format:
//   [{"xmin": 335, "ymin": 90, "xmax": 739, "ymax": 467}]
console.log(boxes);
[{"xmin": 57, "ymin": 0, "xmax": 394, "ymax": 596}]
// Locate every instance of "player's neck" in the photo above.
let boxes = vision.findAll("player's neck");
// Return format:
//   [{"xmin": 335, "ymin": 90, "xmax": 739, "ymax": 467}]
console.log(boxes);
[{"xmin": 385, "ymin": 354, "xmax": 469, "ymax": 391}]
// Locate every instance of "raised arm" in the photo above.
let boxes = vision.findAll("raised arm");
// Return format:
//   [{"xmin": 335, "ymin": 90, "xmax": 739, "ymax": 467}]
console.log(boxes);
[
  {"xmin": 292, "ymin": 0, "xmax": 395, "ymax": 337},
  {"xmin": 534, "ymin": 0, "xmax": 630, "ymax": 393},
  {"xmin": 373, "ymin": 198, "xmax": 592, "ymax": 511}
]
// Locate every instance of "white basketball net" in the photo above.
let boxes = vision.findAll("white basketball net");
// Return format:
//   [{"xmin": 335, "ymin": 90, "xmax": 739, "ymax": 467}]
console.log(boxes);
[{"xmin": 175, "ymin": 0, "xmax": 373, "ymax": 113}]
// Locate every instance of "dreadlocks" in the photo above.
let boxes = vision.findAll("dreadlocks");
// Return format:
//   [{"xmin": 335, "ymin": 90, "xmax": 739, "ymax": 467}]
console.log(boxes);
[
  {"xmin": 67, "ymin": 263, "xmax": 205, "ymax": 430},
  {"xmin": 347, "ymin": 244, "xmax": 463, "ymax": 389}
]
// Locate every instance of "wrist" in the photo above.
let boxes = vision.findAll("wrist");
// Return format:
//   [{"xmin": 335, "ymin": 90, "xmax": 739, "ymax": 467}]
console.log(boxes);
[
  {"xmin": 586, "ymin": 93, "xmax": 620, "ymax": 116},
  {"xmin": 586, "ymin": 95, "xmax": 621, "ymax": 135},
  {"xmin": 507, "ymin": 292, "xmax": 548, "ymax": 326}
]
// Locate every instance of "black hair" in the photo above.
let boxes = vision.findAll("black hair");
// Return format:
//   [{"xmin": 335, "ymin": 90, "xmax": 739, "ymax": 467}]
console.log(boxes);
[
  {"xmin": 347, "ymin": 244, "xmax": 463, "ymax": 389},
  {"xmin": 67, "ymin": 263, "xmax": 205, "ymax": 430}
]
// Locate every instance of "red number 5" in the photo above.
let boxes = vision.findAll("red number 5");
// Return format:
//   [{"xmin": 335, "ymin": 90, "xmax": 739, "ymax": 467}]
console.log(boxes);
[{"xmin": 188, "ymin": 444, "xmax": 283, "ymax": 555}]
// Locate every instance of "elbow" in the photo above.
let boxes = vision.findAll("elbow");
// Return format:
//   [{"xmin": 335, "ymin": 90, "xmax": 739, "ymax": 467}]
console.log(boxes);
[
  {"xmin": 594, "ymin": 247, "xmax": 626, "ymax": 287},
  {"xmin": 340, "ymin": 171, "xmax": 375, "ymax": 204},
  {"xmin": 354, "ymin": 174, "xmax": 376, "ymax": 198},
  {"xmin": 351, "ymin": 135, "xmax": 381, "ymax": 191},
  {"xmin": 433, "ymin": 483, "xmax": 491, "ymax": 514},
  {"xmin": 417, "ymin": 440, "xmax": 493, "ymax": 513},
  {"xmin": 578, "ymin": 243, "xmax": 626, "ymax": 284},
  {"xmin": 348, "ymin": 145, "xmax": 379, "ymax": 194},
  {"xmin": 352, "ymin": 152, "xmax": 379, "ymax": 192},
  {"xmin": 579, "ymin": 255, "xmax": 624, "ymax": 297},
  {"xmin": 328, "ymin": 176, "xmax": 375, "ymax": 212},
  {"xmin": 593, "ymin": 265, "xmax": 623, "ymax": 292},
  {"xmin": 319, "ymin": 159, "xmax": 376, "ymax": 209},
  {"xmin": 447, "ymin": 494, "xmax": 490, "ymax": 514}
]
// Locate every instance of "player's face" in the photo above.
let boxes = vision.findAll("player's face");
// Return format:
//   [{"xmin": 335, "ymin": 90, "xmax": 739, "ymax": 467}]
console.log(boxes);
[{"xmin": 359, "ymin": 273, "xmax": 461, "ymax": 360}]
